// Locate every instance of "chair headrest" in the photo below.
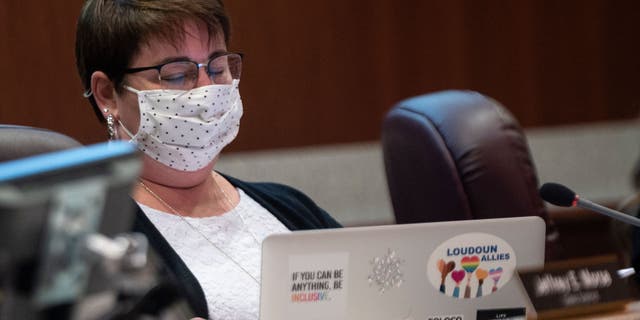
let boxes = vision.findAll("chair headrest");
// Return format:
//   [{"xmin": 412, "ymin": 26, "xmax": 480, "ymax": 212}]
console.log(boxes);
[
  {"xmin": 0, "ymin": 125, "xmax": 82, "ymax": 162},
  {"xmin": 382, "ymin": 90, "xmax": 546, "ymax": 223}
]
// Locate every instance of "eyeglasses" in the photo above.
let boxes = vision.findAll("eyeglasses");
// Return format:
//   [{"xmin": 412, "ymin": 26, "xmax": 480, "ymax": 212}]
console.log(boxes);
[{"xmin": 123, "ymin": 52, "xmax": 242, "ymax": 90}]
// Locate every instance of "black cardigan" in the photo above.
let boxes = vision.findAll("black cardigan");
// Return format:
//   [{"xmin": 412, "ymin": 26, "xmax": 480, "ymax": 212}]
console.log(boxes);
[{"xmin": 133, "ymin": 174, "xmax": 341, "ymax": 318}]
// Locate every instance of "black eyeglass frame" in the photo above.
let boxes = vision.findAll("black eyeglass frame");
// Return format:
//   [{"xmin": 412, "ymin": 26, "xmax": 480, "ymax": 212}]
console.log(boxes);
[{"xmin": 122, "ymin": 51, "xmax": 243, "ymax": 81}]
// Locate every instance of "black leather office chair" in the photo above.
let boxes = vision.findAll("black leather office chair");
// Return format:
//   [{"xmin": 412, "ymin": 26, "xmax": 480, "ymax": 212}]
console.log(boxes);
[
  {"xmin": 0, "ymin": 124, "xmax": 82, "ymax": 162},
  {"xmin": 382, "ymin": 90, "xmax": 559, "ymax": 258},
  {"xmin": 382, "ymin": 90, "xmax": 548, "ymax": 222}
]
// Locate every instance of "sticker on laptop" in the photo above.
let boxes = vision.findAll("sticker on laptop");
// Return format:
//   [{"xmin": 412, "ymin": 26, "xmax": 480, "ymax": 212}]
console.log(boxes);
[
  {"xmin": 427, "ymin": 233, "xmax": 516, "ymax": 299},
  {"xmin": 288, "ymin": 252, "xmax": 349, "ymax": 319},
  {"xmin": 368, "ymin": 248, "xmax": 405, "ymax": 293}
]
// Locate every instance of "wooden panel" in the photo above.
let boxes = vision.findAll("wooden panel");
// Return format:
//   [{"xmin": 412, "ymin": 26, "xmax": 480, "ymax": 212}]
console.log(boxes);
[
  {"xmin": 0, "ymin": 0, "xmax": 105, "ymax": 143},
  {"xmin": 602, "ymin": 1, "xmax": 640, "ymax": 121},
  {"xmin": 0, "ymin": 0, "xmax": 638, "ymax": 150}
]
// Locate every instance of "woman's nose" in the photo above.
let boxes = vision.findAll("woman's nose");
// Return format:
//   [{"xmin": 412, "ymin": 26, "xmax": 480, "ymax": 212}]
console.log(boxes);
[{"xmin": 194, "ymin": 64, "xmax": 213, "ymax": 88}]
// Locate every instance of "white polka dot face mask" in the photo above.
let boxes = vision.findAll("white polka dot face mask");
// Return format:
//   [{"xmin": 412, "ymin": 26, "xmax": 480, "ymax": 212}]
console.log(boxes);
[{"xmin": 120, "ymin": 79, "xmax": 243, "ymax": 171}]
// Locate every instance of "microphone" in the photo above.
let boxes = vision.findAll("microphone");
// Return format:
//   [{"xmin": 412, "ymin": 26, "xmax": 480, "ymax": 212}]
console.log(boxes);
[{"xmin": 539, "ymin": 182, "xmax": 640, "ymax": 227}]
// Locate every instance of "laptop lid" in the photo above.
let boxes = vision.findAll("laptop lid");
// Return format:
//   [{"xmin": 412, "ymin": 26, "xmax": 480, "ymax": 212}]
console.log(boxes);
[{"xmin": 260, "ymin": 216, "xmax": 545, "ymax": 320}]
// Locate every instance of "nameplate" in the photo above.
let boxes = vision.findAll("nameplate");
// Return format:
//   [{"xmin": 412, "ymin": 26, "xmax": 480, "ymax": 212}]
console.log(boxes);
[{"xmin": 518, "ymin": 256, "xmax": 632, "ymax": 319}]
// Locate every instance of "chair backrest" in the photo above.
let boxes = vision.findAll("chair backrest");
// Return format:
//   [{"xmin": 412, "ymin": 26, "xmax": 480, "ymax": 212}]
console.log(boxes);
[
  {"xmin": 382, "ymin": 90, "xmax": 549, "ymax": 225},
  {"xmin": 0, "ymin": 125, "xmax": 82, "ymax": 162}
]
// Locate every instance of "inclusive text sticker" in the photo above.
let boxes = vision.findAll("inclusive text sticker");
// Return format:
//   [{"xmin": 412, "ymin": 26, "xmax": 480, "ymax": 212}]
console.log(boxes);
[{"xmin": 287, "ymin": 252, "xmax": 349, "ymax": 319}]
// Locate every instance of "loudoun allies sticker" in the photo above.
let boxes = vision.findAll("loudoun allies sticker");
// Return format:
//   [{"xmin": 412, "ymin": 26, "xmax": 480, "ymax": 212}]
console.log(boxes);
[{"xmin": 427, "ymin": 233, "xmax": 516, "ymax": 299}]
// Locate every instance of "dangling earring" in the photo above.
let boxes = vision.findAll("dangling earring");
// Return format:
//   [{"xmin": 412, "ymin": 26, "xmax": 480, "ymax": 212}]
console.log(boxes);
[{"xmin": 104, "ymin": 108, "xmax": 116, "ymax": 140}]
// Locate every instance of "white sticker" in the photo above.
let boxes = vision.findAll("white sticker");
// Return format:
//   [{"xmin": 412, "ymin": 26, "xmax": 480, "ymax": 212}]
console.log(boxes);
[
  {"xmin": 427, "ymin": 233, "xmax": 516, "ymax": 299},
  {"xmin": 288, "ymin": 252, "xmax": 349, "ymax": 319}
]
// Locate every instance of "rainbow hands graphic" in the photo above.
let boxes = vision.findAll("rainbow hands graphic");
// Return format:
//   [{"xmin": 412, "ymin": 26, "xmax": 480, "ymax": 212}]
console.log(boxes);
[
  {"xmin": 490, "ymin": 267, "xmax": 503, "ymax": 293},
  {"xmin": 474, "ymin": 268, "xmax": 488, "ymax": 298},
  {"xmin": 461, "ymin": 256, "xmax": 479, "ymax": 298},
  {"xmin": 450, "ymin": 270, "xmax": 465, "ymax": 298},
  {"xmin": 437, "ymin": 259, "xmax": 455, "ymax": 293}
]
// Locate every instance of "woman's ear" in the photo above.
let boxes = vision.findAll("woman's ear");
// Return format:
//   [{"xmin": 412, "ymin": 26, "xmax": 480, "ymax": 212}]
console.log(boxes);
[{"xmin": 91, "ymin": 71, "xmax": 118, "ymax": 120}]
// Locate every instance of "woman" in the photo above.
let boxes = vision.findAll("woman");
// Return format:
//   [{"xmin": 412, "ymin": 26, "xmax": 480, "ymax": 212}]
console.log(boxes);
[{"xmin": 75, "ymin": 1, "xmax": 340, "ymax": 318}]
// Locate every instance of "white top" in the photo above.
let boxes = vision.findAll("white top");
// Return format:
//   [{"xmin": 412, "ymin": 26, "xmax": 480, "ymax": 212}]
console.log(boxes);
[{"xmin": 139, "ymin": 188, "xmax": 290, "ymax": 320}]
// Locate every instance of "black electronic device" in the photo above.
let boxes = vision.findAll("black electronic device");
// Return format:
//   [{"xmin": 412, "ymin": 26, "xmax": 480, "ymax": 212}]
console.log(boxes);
[{"xmin": 0, "ymin": 141, "xmax": 150, "ymax": 319}]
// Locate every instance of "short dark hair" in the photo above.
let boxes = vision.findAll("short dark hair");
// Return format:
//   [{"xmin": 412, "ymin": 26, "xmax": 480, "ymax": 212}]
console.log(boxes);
[{"xmin": 75, "ymin": 0, "xmax": 231, "ymax": 121}]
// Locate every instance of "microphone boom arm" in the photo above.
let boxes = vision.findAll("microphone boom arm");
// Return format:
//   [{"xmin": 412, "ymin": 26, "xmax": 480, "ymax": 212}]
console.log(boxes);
[{"xmin": 577, "ymin": 198, "xmax": 640, "ymax": 227}]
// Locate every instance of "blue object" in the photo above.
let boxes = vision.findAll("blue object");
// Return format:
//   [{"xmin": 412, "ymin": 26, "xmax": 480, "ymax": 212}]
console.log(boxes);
[
  {"xmin": 452, "ymin": 286, "xmax": 460, "ymax": 298},
  {"xmin": 0, "ymin": 141, "xmax": 136, "ymax": 182}
]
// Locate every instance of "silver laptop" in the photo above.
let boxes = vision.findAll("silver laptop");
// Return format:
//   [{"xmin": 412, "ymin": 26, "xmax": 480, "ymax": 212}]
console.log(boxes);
[{"xmin": 260, "ymin": 216, "xmax": 545, "ymax": 320}]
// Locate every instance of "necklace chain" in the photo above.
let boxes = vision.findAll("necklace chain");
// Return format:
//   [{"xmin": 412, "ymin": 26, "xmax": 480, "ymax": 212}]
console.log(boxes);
[{"xmin": 138, "ymin": 173, "xmax": 260, "ymax": 284}]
